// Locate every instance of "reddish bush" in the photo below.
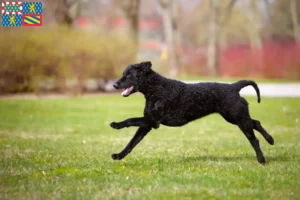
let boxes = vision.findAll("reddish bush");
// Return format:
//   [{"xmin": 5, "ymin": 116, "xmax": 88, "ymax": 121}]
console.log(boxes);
[
  {"xmin": 220, "ymin": 40, "xmax": 300, "ymax": 80},
  {"xmin": 181, "ymin": 40, "xmax": 300, "ymax": 80}
]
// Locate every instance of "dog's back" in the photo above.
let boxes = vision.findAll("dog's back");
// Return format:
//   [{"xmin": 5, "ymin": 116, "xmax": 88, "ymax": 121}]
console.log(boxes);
[{"xmin": 150, "ymin": 77, "xmax": 260, "ymax": 124}]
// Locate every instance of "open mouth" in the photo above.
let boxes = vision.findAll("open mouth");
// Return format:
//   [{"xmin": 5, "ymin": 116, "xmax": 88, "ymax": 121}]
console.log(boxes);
[{"xmin": 121, "ymin": 86, "xmax": 134, "ymax": 97}]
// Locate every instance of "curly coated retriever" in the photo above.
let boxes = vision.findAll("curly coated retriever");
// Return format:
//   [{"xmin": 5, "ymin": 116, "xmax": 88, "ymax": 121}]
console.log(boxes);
[{"xmin": 110, "ymin": 61, "xmax": 274, "ymax": 164}]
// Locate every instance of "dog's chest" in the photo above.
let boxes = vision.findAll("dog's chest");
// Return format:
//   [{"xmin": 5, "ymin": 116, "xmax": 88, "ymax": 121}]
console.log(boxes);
[{"xmin": 143, "ymin": 99, "xmax": 158, "ymax": 116}]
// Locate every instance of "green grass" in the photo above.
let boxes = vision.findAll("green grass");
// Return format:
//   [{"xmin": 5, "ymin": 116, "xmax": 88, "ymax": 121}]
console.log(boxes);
[{"xmin": 0, "ymin": 95, "xmax": 300, "ymax": 200}]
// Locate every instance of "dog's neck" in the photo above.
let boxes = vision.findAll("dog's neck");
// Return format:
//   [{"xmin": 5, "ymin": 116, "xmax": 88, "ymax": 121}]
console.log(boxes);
[{"xmin": 138, "ymin": 70, "xmax": 163, "ymax": 98}]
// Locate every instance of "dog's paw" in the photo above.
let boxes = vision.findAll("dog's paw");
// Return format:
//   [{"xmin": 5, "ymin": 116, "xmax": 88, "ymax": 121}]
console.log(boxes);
[
  {"xmin": 111, "ymin": 153, "xmax": 122, "ymax": 160},
  {"xmin": 110, "ymin": 122, "xmax": 123, "ymax": 129},
  {"xmin": 258, "ymin": 156, "xmax": 266, "ymax": 165}
]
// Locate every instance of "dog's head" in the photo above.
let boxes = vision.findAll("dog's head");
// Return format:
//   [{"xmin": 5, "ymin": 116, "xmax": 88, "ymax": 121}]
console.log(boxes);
[{"xmin": 113, "ymin": 61, "xmax": 152, "ymax": 97}]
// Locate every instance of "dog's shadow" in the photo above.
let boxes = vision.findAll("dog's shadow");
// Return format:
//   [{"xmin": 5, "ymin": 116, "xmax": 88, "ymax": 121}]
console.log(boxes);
[
  {"xmin": 111, "ymin": 154, "xmax": 289, "ymax": 171},
  {"xmin": 131, "ymin": 154, "xmax": 289, "ymax": 169},
  {"xmin": 174, "ymin": 154, "xmax": 289, "ymax": 165},
  {"xmin": 179, "ymin": 155, "xmax": 252, "ymax": 162}
]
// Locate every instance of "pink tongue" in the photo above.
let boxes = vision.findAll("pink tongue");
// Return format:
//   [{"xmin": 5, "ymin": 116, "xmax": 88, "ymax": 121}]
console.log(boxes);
[{"xmin": 121, "ymin": 86, "xmax": 133, "ymax": 96}]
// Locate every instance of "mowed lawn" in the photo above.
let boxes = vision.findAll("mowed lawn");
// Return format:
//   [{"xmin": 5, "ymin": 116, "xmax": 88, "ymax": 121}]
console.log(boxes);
[{"xmin": 0, "ymin": 95, "xmax": 300, "ymax": 200}]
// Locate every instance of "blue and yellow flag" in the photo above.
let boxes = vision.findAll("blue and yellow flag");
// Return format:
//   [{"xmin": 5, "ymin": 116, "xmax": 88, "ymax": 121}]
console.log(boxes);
[
  {"xmin": 2, "ymin": 14, "xmax": 22, "ymax": 26},
  {"xmin": 22, "ymin": 2, "xmax": 42, "ymax": 14},
  {"xmin": 23, "ymin": 14, "xmax": 42, "ymax": 26}
]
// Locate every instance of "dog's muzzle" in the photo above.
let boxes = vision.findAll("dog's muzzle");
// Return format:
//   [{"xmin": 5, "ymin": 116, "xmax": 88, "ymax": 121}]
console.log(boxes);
[{"xmin": 113, "ymin": 83, "xmax": 119, "ymax": 89}]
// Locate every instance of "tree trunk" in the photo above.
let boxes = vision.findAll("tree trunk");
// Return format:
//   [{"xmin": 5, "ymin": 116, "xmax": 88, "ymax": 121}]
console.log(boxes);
[
  {"xmin": 207, "ymin": 0, "xmax": 220, "ymax": 77},
  {"xmin": 128, "ymin": 13, "xmax": 139, "ymax": 45},
  {"xmin": 117, "ymin": 0, "xmax": 140, "ymax": 57},
  {"xmin": 246, "ymin": 0, "xmax": 263, "ymax": 74},
  {"xmin": 160, "ymin": 0, "xmax": 179, "ymax": 78},
  {"xmin": 172, "ymin": 0, "xmax": 181, "ymax": 75},
  {"xmin": 54, "ymin": 0, "xmax": 81, "ymax": 27},
  {"xmin": 125, "ymin": 0, "xmax": 140, "ymax": 46},
  {"xmin": 291, "ymin": 0, "xmax": 300, "ymax": 40},
  {"xmin": 207, "ymin": 0, "xmax": 237, "ymax": 77}
]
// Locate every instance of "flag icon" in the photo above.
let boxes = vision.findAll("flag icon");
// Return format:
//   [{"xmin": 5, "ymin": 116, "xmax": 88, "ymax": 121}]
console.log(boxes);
[
  {"xmin": 1, "ymin": 2, "xmax": 22, "ymax": 14},
  {"xmin": 22, "ymin": 2, "xmax": 42, "ymax": 14},
  {"xmin": 2, "ymin": 14, "xmax": 22, "ymax": 26},
  {"xmin": 22, "ymin": 14, "xmax": 42, "ymax": 26}
]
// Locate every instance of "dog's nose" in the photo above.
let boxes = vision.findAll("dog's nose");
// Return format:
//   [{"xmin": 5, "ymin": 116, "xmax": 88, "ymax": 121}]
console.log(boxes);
[{"xmin": 113, "ymin": 83, "xmax": 119, "ymax": 89}]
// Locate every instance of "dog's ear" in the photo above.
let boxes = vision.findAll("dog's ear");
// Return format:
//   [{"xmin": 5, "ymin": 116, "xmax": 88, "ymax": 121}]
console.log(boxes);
[
  {"xmin": 134, "ymin": 61, "xmax": 152, "ymax": 69},
  {"xmin": 139, "ymin": 61, "xmax": 152, "ymax": 72},
  {"xmin": 141, "ymin": 61, "xmax": 152, "ymax": 68}
]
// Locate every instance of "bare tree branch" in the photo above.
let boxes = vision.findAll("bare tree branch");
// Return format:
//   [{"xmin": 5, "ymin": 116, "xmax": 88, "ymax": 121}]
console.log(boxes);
[
  {"xmin": 291, "ymin": 0, "xmax": 300, "ymax": 40},
  {"xmin": 220, "ymin": 0, "xmax": 237, "ymax": 29},
  {"xmin": 118, "ymin": 0, "xmax": 140, "ymax": 18},
  {"xmin": 207, "ymin": 0, "xmax": 220, "ymax": 76},
  {"xmin": 49, "ymin": 0, "xmax": 81, "ymax": 27},
  {"xmin": 158, "ymin": 0, "xmax": 180, "ymax": 77},
  {"xmin": 207, "ymin": 0, "xmax": 238, "ymax": 77},
  {"xmin": 158, "ymin": 0, "xmax": 171, "ymax": 9},
  {"xmin": 115, "ymin": 0, "xmax": 140, "ymax": 45}
]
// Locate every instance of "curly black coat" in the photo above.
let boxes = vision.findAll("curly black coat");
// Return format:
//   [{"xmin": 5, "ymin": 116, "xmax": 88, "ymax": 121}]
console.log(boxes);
[{"xmin": 110, "ymin": 61, "xmax": 274, "ymax": 164}]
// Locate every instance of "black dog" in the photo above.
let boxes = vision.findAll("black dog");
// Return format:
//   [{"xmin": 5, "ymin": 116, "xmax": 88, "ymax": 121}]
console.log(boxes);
[{"xmin": 110, "ymin": 61, "xmax": 274, "ymax": 164}]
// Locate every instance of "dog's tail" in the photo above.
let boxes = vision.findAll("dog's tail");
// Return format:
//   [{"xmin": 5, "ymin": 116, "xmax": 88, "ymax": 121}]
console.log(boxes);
[{"xmin": 232, "ymin": 80, "xmax": 261, "ymax": 103}]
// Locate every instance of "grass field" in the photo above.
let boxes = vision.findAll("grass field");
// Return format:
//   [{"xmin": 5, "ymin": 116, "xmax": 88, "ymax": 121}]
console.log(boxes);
[{"xmin": 0, "ymin": 95, "xmax": 300, "ymax": 200}]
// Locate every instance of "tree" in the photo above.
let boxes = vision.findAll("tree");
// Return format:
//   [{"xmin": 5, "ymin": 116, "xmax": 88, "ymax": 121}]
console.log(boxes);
[
  {"xmin": 115, "ymin": 0, "xmax": 141, "ymax": 46},
  {"xmin": 207, "ymin": 0, "xmax": 237, "ymax": 76},
  {"xmin": 290, "ymin": 0, "xmax": 300, "ymax": 40},
  {"xmin": 158, "ymin": 0, "xmax": 180, "ymax": 78},
  {"xmin": 244, "ymin": 0, "xmax": 263, "ymax": 49},
  {"xmin": 264, "ymin": 0, "xmax": 300, "ymax": 40},
  {"xmin": 46, "ymin": 0, "xmax": 83, "ymax": 27}
]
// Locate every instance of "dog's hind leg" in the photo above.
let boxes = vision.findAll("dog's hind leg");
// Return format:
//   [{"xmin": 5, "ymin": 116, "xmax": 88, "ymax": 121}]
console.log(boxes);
[
  {"xmin": 111, "ymin": 126, "xmax": 152, "ymax": 160},
  {"xmin": 221, "ymin": 115, "xmax": 274, "ymax": 146},
  {"xmin": 223, "ymin": 98, "xmax": 266, "ymax": 164},
  {"xmin": 237, "ymin": 119, "xmax": 265, "ymax": 164},
  {"xmin": 220, "ymin": 114, "xmax": 237, "ymax": 125},
  {"xmin": 252, "ymin": 119, "xmax": 274, "ymax": 145},
  {"xmin": 221, "ymin": 112, "xmax": 266, "ymax": 163}
]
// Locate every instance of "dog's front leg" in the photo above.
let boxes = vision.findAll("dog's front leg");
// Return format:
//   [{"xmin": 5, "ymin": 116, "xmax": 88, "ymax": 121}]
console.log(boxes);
[
  {"xmin": 110, "ymin": 117, "xmax": 157, "ymax": 129},
  {"xmin": 111, "ymin": 126, "xmax": 152, "ymax": 160}
]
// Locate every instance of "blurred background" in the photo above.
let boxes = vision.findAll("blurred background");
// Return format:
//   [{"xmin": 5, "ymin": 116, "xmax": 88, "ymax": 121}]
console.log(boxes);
[{"xmin": 0, "ymin": 0, "xmax": 299, "ymax": 95}]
